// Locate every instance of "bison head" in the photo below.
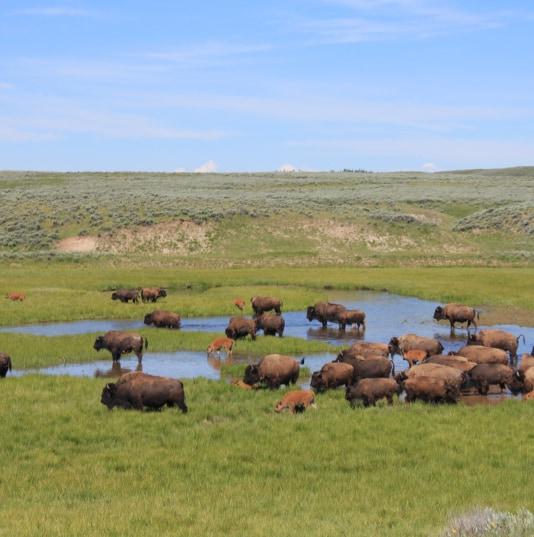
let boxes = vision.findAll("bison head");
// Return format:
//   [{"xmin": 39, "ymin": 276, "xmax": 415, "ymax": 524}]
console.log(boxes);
[
  {"xmin": 388, "ymin": 337, "xmax": 400, "ymax": 357},
  {"xmin": 158, "ymin": 289, "xmax": 167, "ymax": 298},
  {"xmin": 111, "ymin": 292, "xmax": 118, "ymax": 301},
  {"xmin": 306, "ymin": 306, "xmax": 316, "ymax": 322},
  {"xmin": 394, "ymin": 371, "xmax": 407, "ymax": 385},
  {"xmin": 243, "ymin": 364, "xmax": 260, "ymax": 385},
  {"xmin": 225, "ymin": 328, "xmax": 235, "ymax": 339},
  {"xmin": 310, "ymin": 371, "xmax": 326, "ymax": 392},
  {"xmin": 509, "ymin": 370, "xmax": 527, "ymax": 395},
  {"xmin": 143, "ymin": 313, "xmax": 153, "ymax": 325},
  {"xmin": 433, "ymin": 306, "xmax": 445, "ymax": 321},
  {"xmin": 101, "ymin": 383, "xmax": 118, "ymax": 409},
  {"xmin": 93, "ymin": 336, "xmax": 105, "ymax": 351}
]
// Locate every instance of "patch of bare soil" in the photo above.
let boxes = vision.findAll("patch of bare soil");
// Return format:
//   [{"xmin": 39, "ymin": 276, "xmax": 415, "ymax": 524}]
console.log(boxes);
[{"xmin": 56, "ymin": 236, "xmax": 98, "ymax": 253}]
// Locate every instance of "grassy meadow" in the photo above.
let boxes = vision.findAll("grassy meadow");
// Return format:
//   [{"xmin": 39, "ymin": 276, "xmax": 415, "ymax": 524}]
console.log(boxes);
[{"xmin": 1, "ymin": 376, "xmax": 533, "ymax": 537}]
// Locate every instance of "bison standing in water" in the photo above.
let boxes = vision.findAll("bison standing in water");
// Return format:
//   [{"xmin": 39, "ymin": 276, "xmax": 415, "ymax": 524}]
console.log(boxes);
[
  {"xmin": 244, "ymin": 354, "xmax": 302, "ymax": 389},
  {"xmin": 389, "ymin": 334, "xmax": 443, "ymax": 358},
  {"xmin": 455, "ymin": 345, "xmax": 509, "ymax": 365},
  {"xmin": 101, "ymin": 372, "xmax": 187, "ymax": 412},
  {"xmin": 0, "ymin": 352, "xmax": 12, "ymax": 378},
  {"xmin": 433, "ymin": 303, "xmax": 479, "ymax": 333},
  {"xmin": 225, "ymin": 317, "xmax": 257, "ymax": 340},
  {"xmin": 306, "ymin": 302, "xmax": 347, "ymax": 329},
  {"xmin": 144, "ymin": 310, "xmax": 181, "ymax": 329},
  {"xmin": 93, "ymin": 331, "xmax": 148, "ymax": 362},
  {"xmin": 254, "ymin": 313, "xmax": 285, "ymax": 337},
  {"xmin": 140, "ymin": 288, "xmax": 167, "ymax": 303},
  {"xmin": 338, "ymin": 342, "xmax": 390, "ymax": 361},
  {"xmin": 402, "ymin": 376, "xmax": 460, "ymax": 404},
  {"xmin": 338, "ymin": 310, "xmax": 366, "ymax": 332},
  {"xmin": 468, "ymin": 329, "xmax": 524, "ymax": 360},
  {"xmin": 111, "ymin": 289, "xmax": 140, "ymax": 303},
  {"xmin": 468, "ymin": 363, "xmax": 515, "ymax": 395},
  {"xmin": 275, "ymin": 390, "xmax": 316, "ymax": 413},
  {"xmin": 251, "ymin": 296, "xmax": 282, "ymax": 316}
]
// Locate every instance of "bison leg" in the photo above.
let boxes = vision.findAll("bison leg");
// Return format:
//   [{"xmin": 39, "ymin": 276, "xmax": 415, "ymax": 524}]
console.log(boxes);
[
  {"xmin": 386, "ymin": 394, "xmax": 394, "ymax": 405},
  {"xmin": 477, "ymin": 381, "xmax": 489, "ymax": 396},
  {"xmin": 111, "ymin": 350, "xmax": 121, "ymax": 361},
  {"xmin": 449, "ymin": 320, "xmax": 455, "ymax": 334},
  {"xmin": 135, "ymin": 350, "xmax": 143, "ymax": 363},
  {"xmin": 339, "ymin": 323, "xmax": 346, "ymax": 331},
  {"xmin": 321, "ymin": 320, "xmax": 327, "ymax": 329}
]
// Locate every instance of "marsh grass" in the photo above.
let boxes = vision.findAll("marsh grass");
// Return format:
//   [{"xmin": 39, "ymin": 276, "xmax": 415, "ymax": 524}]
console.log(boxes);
[{"xmin": 0, "ymin": 376, "xmax": 532, "ymax": 537}]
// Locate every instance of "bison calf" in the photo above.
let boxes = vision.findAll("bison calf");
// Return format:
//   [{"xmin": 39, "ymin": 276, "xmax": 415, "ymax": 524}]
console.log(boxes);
[
  {"xmin": 207, "ymin": 337, "xmax": 235, "ymax": 356},
  {"xmin": 275, "ymin": 390, "xmax": 315, "ymax": 413}
]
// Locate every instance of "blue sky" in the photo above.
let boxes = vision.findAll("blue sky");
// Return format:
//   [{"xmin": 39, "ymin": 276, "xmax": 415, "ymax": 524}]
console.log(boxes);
[{"xmin": 1, "ymin": 0, "xmax": 533, "ymax": 172}]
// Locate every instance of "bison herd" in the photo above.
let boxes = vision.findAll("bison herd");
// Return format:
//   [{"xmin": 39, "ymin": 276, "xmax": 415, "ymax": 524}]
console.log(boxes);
[{"xmin": 1, "ymin": 290, "xmax": 533, "ymax": 415}]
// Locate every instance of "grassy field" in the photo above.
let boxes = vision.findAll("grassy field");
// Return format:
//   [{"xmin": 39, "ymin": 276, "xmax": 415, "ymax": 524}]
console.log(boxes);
[{"xmin": 0, "ymin": 376, "xmax": 532, "ymax": 537}]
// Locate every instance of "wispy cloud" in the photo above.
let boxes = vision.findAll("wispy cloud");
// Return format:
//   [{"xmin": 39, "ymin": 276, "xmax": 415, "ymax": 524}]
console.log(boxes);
[
  {"xmin": 12, "ymin": 6, "xmax": 96, "ymax": 17},
  {"xmin": 194, "ymin": 160, "xmax": 218, "ymax": 173}
]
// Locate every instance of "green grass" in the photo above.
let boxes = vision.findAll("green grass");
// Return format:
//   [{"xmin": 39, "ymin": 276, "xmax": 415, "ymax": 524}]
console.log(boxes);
[
  {"xmin": 0, "ymin": 376, "xmax": 532, "ymax": 537},
  {"xmin": 0, "ymin": 331, "xmax": 336, "ymax": 370}
]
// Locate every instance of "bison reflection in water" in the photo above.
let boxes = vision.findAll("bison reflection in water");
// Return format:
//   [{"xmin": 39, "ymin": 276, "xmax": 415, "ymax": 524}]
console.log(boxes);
[{"xmin": 94, "ymin": 360, "xmax": 142, "ymax": 379}]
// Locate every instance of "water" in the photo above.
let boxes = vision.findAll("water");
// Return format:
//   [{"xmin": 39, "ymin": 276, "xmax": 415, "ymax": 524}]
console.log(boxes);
[{"xmin": 4, "ymin": 290, "xmax": 533, "ymax": 380}]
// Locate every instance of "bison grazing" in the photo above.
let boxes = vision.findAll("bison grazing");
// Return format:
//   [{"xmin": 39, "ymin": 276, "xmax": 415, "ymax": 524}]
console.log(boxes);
[
  {"xmin": 306, "ymin": 302, "xmax": 347, "ymax": 329},
  {"xmin": 243, "ymin": 354, "xmax": 302, "ymax": 389},
  {"xmin": 140, "ymin": 287, "xmax": 167, "ymax": 303},
  {"xmin": 111, "ymin": 289, "xmax": 140, "ymax": 303},
  {"xmin": 275, "ymin": 390, "xmax": 316, "ymax": 413},
  {"xmin": 433, "ymin": 303, "xmax": 479, "ymax": 333},
  {"xmin": 254, "ymin": 313, "xmax": 285, "ymax": 337},
  {"xmin": 403, "ymin": 376, "xmax": 460, "ymax": 404},
  {"xmin": 336, "ymin": 354, "xmax": 393, "ymax": 382},
  {"xmin": 389, "ymin": 334, "xmax": 443, "ymax": 358},
  {"xmin": 93, "ymin": 331, "xmax": 148, "ymax": 362},
  {"xmin": 468, "ymin": 363, "xmax": 515, "ymax": 395},
  {"xmin": 510, "ymin": 368, "xmax": 534, "ymax": 394},
  {"xmin": 6, "ymin": 292, "xmax": 25, "ymax": 302},
  {"xmin": 468, "ymin": 329, "xmax": 524, "ymax": 360},
  {"xmin": 251, "ymin": 296, "xmax": 282, "ymax": 316},
  {"xmin": 0, "ymin": 352, "xmax": 12, "ymax": 378},
  {"xmin": 310, "ymin": 362, "xmax": 354, "ymax": 392},
  {"xmin": 455, "ymin": 345, "xmax": 509, "ymax": 365},
  {"xmin": 345, "ymin": 378, "xmax": 401, "ymax": 407},
  {"xmin": 207, "ymin": 337, "xmax": 235, "ymax": 356},
  {"xmin": 225, "ymin": 317, "xmax": 257, "ymax": 340},
  {"xmin": 101, "ymin": 372, "xmax": 187, "ymax": 412},
  {"xmin": 143, "ymin": 310, "xmax": 181, "ymax": 329},
  {"xmin": 338, "ymin": 309, "xmax": 366, "ymax": 332},
  {"xmin": 233, "ymin": 298, "xmax": 246, "ymax": 311}
]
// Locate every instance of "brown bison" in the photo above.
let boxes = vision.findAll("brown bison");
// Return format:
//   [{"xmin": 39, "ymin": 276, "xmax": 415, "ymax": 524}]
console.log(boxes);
[
  {"xmin": 338, "ymin": 309, "xmax": 366, "ymax": 332},
  {"xmin": 93, "ymin": 331, "xmax": 148, "ymax": 362},
  {"xmin": 310, "ymin": 362, "xmax": 354, "ymax": 392},
  {"xmin": 468, "ymin": 363, "xmax": 515, "ymax": 395},
  {"xmin": 524, "ymin": 391, "xmax": 534, "ymax": 401},
  {"xmin": 510, "ymin": 368, "xmax": 534, "ymax": 394},
  {"xmin": 519, "ymin": 348, "xmax": 534, "ymax": 373},
  {"xmin": 0, "ymin": 352, "xmax": 12, "ymax": 378},
  {"xmin": 225, "ymin": 317, "xmax": 257, "ymax": 340},
  {"xmin": 243, "ymin": 354, "xmax": 302, "ymax": 389},
  {"xmin": 424, "ymin": 355, "xmax": 477, "ymax": 373},
  {"xmin": 101, "ymin": 372, "xmax": 187, "ymax": 412},
  {"xmin": 345, "ymin": 378, "xmax": 401, "ymax": 407},
  {"xmin": 336, "ymin": 354, "xmax": 393, "ymax": 381},
  {"xmin": 207, "ymin": 337, "xmax": 235, "ymax": 356},
  {"xmin": 455, "ymin": 345, "xmax": 509, "ymax": 365},
  {"xmin": 306, "ymin": 302, "xmax": 347, "ymax": 329},
  {"xmin": 140, "ymin": 287, "xmax": 167, "ymax": 303},
  {"xmin": 468, "ymin": 329, "xmax": 524, "ymax": 360},
  {"xmin": 143, "ymin": 310, "xmax": 181, "ymax": 329},
  {"xmin": 403, "ymin": 376, "xmax": 460, "ymax": 404},
  {"xmin": 338, "ymin": 342, "xmax": 390, "ymax": 360},
  {"xmin": 433, "ymin": 303, "xmax": 479, "ymax": 333},
  {"xmin": 111, "ymin": 289, "xmax": 140, "ymax": 303},
  {"xmin": 396, "ymin": 363, "xmax": 465, "ymax": 391},
  {"xmin": 251, "ymin": 296, "xmax": 282, "ymax": 316},
  {"xmin": 233, "ymin": 298, "xmax": 246, "ymax": 311},
  {"xmin": 6, "ymin": 292, "xmax": 25, "ymax": 302},
  {"xmin": 402, "ymin": 349, "xmax": 428, "ymax": 368},
  {"xmin": 389, "ymin": 334, "xmax": 443, "ymax": 357},
  {"xmin": 254, "ymin": 313, "xmax": 285, "ymax": 337},
  {"xmin": 275, "ymin": 390, "xmax": 316, "ymax": 413}
]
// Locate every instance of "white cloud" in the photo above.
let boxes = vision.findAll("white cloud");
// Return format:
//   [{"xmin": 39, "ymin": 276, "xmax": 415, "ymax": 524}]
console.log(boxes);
[
  {"xmin": 12, "ymin": 7, "xmax": 95, "ymax": 17},
  {"xmin": 422, "ymin": 162, "xmax": 438, "ymax": 173},
  {"xmin": 194, "ymin": 160, "xmax": 218, "ymax": 173},
  {"xmin": 278, "ymin": 163, "xmax": 298, "ymax": 172},
  {"xmin": 0, "ymin": 82, "xmax": 13, "ymax": 89}
]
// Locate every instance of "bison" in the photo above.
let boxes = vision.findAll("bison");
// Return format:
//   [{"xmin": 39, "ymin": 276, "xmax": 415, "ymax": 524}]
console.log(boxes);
[
  {"xmin": 403, "ymin": 376, "xmax": 460, "ymax": 404},
  {"xmin": 455, "ymin": 345, "xmax": 509, "ymax": 365},
  {"xmin": 243, "ymin": 354, "xmax": 302, "ymax": 389},
  {"xmin": 0, "ymin": 352, "xmax": 12, "ymax": 378},
  {"xmin": 424, "ymin": 355, "xmax": 477, "ymax": 373},
  {"xmin": 345, "ymin": 378, "xmax": 401, "ymax": 407},
  {"xmin": 395, "ymin": 363, "xmax": 465, "ymax": 391},
  {"xmin": 93, "ymin": 331, "xmax": 148, "ymax": 362},
  {"xmin": 207, "ymin": 337, "xmax": 235, "ymax": 356},
  {"xmin": 275, "ymin": 390, "xmax": 316, "ymax": 413},
  {"xmin": 254, "ymin": 313, "xmax": 285, "ymax": 337},
  {"xmin": 519, "ymin": 348, "xmax": 534, "ymax": 373},
  {"xmin": 225, "ymin": 317, "xmax": 256, "ymax": 340},
  {"xmin": 389, "ymin": 334, "xmax": 443, "ymax": 358},
  {"xmin": 233, "ymin": 298, "xmax": 246, "ymax": 311},
  {"xmin": 338, "ymin": 342, "xmax": 390, "ymax": 361},
  {"xmin": 310, "ymin": 362, "xmax": 354, "ymax": 392},
  {"xmin": 6, "ymin": 292, "xmax": 25, "ymax": 302},
  {"xmin": 101, "ymin": 372, "xmax": 187, "ymax": 412},
  {"xmin": 143, "ymin": 310, "xmax": 181, "ymax": 329},
  {"xmin": 336, "ymin": 354, "xmax": 393, "ymax": 382},
  {"xmin": 140, "ymin": 287, "xmax": 167, "ymax": 303},
  {"xmin": 306, "ymin": 302, "xmax": 347, "ymax": 329},
  {"xmin": 433, "ymin": 303, "xmax": 479, "ymax": 333},
  {"xmin": 468, "ymin": 363, "xmax": 515, "ymax": 395},
  {"xmin": 111, "ymin": 289, "xmax": 140, "ymax": 303},
  {"xmin": 510, "ymin": 368, "xmax": 534, "ymax": 394},
  {"xmin": 402, "ymin": 349, "xmax": 428, "ymax": 368},
  {"xmin": 338, "ymin": 309, "xmax": 366, "ymax": 332},
  {"xmin": 251, "ymin": 296, "xmax": 282, "ymax": 316},
  {"xmin": 468, "ymin": 329, "xmax": 524, "ymax": 360}
]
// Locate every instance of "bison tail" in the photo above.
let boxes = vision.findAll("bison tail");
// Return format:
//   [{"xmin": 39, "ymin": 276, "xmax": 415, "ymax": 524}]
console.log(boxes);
[
  {"xmin": 8, "ymin": 357, "xmax": 12, "ymax": 371},
  {"xmin": 144, "ymin": 337, "xmax": 149, "ymax": 350},
  {"xmin": 516, "ymin": 334, "xmax": 526, "ymax": 345},
  {"xmin": 300, "ymin": 357, "xmax": 305, "ymax": 365}
]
